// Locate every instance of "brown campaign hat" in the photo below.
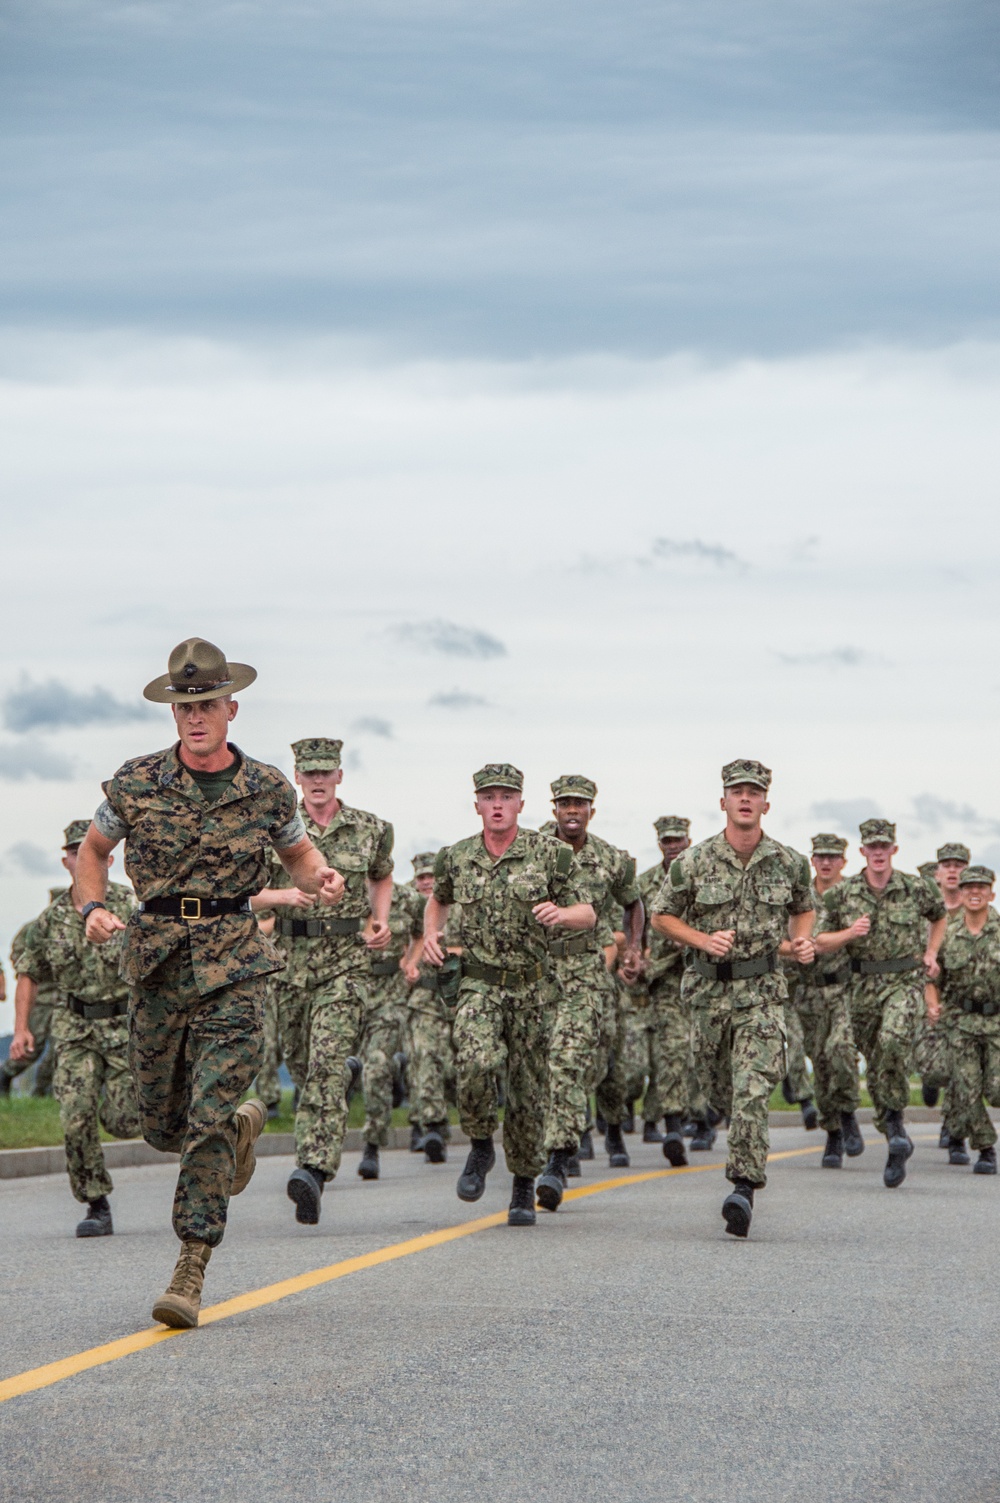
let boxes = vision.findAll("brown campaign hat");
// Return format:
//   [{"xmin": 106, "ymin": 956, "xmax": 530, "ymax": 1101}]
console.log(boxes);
[
  {"xmin": 62, "ymin": 819, "xmax": 91, "ymax": 849},
  {"xmin": 143, "ymin": 638, "xmax": 257, "ymax": 705}
]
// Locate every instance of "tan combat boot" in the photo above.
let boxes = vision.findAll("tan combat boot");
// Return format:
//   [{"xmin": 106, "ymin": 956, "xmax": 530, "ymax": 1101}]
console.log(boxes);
[
  {"xmin": 232, "ymin": 1098, "xmax": 267, "ymax": 1195},
  {"xmin": 152, "ymin": 1240, "xmax": 212, "ymax": 1329}
]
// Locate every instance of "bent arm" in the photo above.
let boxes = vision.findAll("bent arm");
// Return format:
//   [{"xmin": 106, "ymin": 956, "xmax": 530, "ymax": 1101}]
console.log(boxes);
[
  {"xmin": 10, "ymin": 974, "xmax": 39, "ymax": 1060},
  {"xmin": 277, "ymin": 836, "xmax": 344, "ymax": 903},
  {"xmin": 814, "ymin": 927, "xmax": 856, "ymax": 955},
  {"xmin": 554, "ymin": 902, "xmax": 596, "ymax": 932},
  {"xmin": 77, "ymin": 825, "xmax": 117, "ymax": 908},
  {"xmin": 652, "ymin": 913, "xmax": 710, "ymax": 951},
  {"xmin": 422, "ymin": 896, "xmax": 450, "ymax": 965}
]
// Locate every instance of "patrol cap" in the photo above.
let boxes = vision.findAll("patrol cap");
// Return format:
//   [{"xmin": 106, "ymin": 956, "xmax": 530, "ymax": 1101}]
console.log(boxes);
[
  {"xmin": 144, "ymin": 637, "xmax": 257, "ymax": 704},
  {"xmin": 62, "ymin": 819, "xmax": 90, "ymax": 849},
  {"xmin": 811, "ymin": 833, "xmax": 848, "ymax": 857},
  {"xmin": 473, "ymin": 763, "xmax": 523, "ymax": 792},
  {"xmin": 551, "ymin": 774, "xmax": 597, "ymax": 802},
  {"xmin": 292, "ymin": 737, "xmax": 343, "ymax": 771},
  {"xmin": 918, "ymin": 861, "xmax": 940, "ymax": 881},
  {"xmin": 655, "ymin": 816, "xmax": 690, "ymax": 840},
  {"xmin": 960, "ymin": 864, "xmax": 995, "ymax": 887},
  {"xmin": 859, "ymin": 818, "xmax": 896, "ymax": 846},
  {"xmin": 937, "ymin": 842, "xmax": 971, "ymax": 864},
  {"xmin": 411, "ymin": 851, "xmax": 437, "ymax": 876},
  {"xmin": 722, "ymin": 759, "xmax": 771, "ymax": 792}
]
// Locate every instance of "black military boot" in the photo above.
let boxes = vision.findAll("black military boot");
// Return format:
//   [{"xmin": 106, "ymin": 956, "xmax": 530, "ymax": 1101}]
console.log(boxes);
[
  {"xmin": 800, "ymin": 1098, "xmax": 819, "ymax": 1131},
  {"xmin": 565, "ymin": 1150, "xmax": 581, "ymax": 1178},
  {"xmin": 0, "ymin": 1071, "xmax": 11, "ymax": 1098},
  {"xmin": 841, "ymin": 1111, "xmax": 865, "ymax": 1157},
  {"xmin": 595, "ymin": 1114, "xmax": 607, "ymax": 1135},
  {"xmin": 507, "ymin": 1175, "xmax": 536, "ymax": 1226},
  {"xmin": 689, "ymin": 1118, "xmax": 717, "ymax": 1151},
  {"xmin": 536, "ymin": 1148, "xmax": 571, "ymax": 1212},
  {"xmin": 422, "ymin": 1123, "xmax": 447, "ymax": 1164},
  {"xmin": 287, "ymin": 1165, "xmax": 325, "ymax": 1224},
  {"xmin": 75, "ymin": 1195, "xmax": 113, "ymax": 1238},
  {"xmin": 947, "ymin": 1136, "xmax": 971, "ymax": 1166},
  {"xmin": 781, "ymin": 1075, "xmax": 796, "ymax": 1106},
  {"xmin": 621, "ymin": 1106, "xmax": 636, "ymax": 1134},
  {"xmin": 409, "ymin": 1123, "xmax": 424, "ymax": 1153},
  {"xmin": 974, "ymin": 1146, "xmax": 997, "ymax": 1175},
  {"xmin": 661, "ymin": 1114, "xmax": 688, "ymax": 1167},
  {"xmin": 358, "ymin": 1143, "xmax": 380, "ymax": 1180},
  {"xmin": 883, "ymin": 1110, "xmax": 909, "ymax": 1187},
  {"xmin": 604, "ymin": 1122, "xmax": 630, "ymax": 1168},
  {"xmin": 922, "ymin": 1082, "xmax": 940, "ymax": 1108},
  {"xmin": 821, "ymin": 1129, "xmax": 844, "ymax": 1168},
  {"xmin": 457, "ymin": 1138, "xmax": 496, "ymax": 1202},
  {"xmin": 642, "ymin": 1120, "xmax": 664, "ymax": 1143},
  {"xmin": 938, "ymin": 1123, "xmax": 950, "ymax": 1149},
  {"xmin": 577, "ymin": 1128, "xmax": 594, "ymax": 1161},
  {"xmin": 345, "ymin": 1057, "xmax": 362, "ymax": 1102},
  {"xmin": 722, "ymin": 1180, "xmax": 755, "ymax": 1238}
]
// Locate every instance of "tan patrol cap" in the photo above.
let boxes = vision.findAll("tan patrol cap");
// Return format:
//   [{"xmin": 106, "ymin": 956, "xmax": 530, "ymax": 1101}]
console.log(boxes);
[
  {"xmin": 144, "ymin": 638, "xmax": 256, "ymax": 704},
  {"xmin": 473, "ymin": 763, "xmax": 523, "ymax": 792},
  {"xmin": 722, "ymin": 759, "xmax": 771, "ymax": 792},
  {"xmin": 292, "ymin": 738, "xmax": 343, "ymax": 771}
]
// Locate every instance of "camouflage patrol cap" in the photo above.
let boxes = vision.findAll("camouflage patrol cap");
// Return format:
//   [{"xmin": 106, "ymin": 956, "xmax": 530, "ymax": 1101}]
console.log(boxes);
[
  {"xmin": 292, "ymin": 737, "xmax": 343, "ymax": 771},
  {"xmin": 62, "ymin": 819, "xmax": 90, "ymax": 849},
  {"xmin": 859, "ymin": 818, "xmax": 896, "ymax": 846},
  {"xmin": 143, "ymin": 637, "xmax": 257, "ymax": 704},
  {"xmin": 960, "ymin": 864, "xmax": 996, "ymax": 887},
  {"xmin": 811, "ymin": 833, "xmax": 848, "ymax": 857},
  {"xmin": 473, "ymin": 762, "xmax": 523, "ymax": 792},
  {"xmin": 918, "ymin": 861, "xmax": 940, "ymax": 881},
  {"xmin": 722, "ymin": 758, "xmax": 771, "ymax": 792},
  {"xmin": 551, "ymin": 774, "xmax": 597, "ymax": 802},
  {"xmin": 937, "ymin": 842, "xmax": 971, "ymax": 864},
  {"xmin": 654, "ymin": 816, "xmax": 690, "ymax": 840},
  {"xmin": 411, "ymin": 851, "xmax": 438, "ymax": 875}
]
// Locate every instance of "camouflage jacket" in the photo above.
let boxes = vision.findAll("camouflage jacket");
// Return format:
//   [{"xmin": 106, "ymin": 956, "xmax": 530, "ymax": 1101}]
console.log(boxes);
[
  {"xmin": 540, "ymin": 822, "xmax": 639, "ymax": 948},
  {"xmin": 433, "ymin": 827, "xmax": 591, "ymax": 971},
  {"xmin": 268, "ymin": 800, "xmax": 394, "ymax": 987},
  {"xmin": 19, "ymin": 883, "xmax": 135, "ymax": 1006},
  {"xmin": 653, "ymin": 830, "xmax": 813, "ymax": 961},
  {"xmin": 938, "ymin": 907, "xmax": 1000, "ymax": 1020},
  {"xmin": 639, "ymin": 862, "xmax": 685, "ymax": 982},
  {"xmin": 95, "ymin": 742, "xmax": 303, "ymax": 993},
  {"xmin": 822, "ymin": 869, "xmax": 944, "ymax": 963},
  {"xmin": 11, "ymin": 919, "xmax": 63, "ymax": 1007},
  {"xmin": 786, "ymin": 881, "xmax": 851, "ymax": 991}
]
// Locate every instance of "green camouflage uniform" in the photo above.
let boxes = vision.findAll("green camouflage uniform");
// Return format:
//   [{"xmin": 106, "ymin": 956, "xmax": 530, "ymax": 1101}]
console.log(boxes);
[
  {"xmin": 19, "ymin": 884, "xmax": 139, "ymax": 1203},
  {"xmin": 619, "ymin": 970, "xmax": 660, "ymax": 1123},
  {"xmin": 267, "ymin": 800, "xmax": 394, "ymax": 1176},
  {"xmin": 823, "ymin": 868, "xmax": 944, "ymax": 1133},
  {"xmin": 94, "ymin": 742, "xmax": 304, "ymax": 1246},
  {"xmin": 653, "ymin": 831, "xmax": 814, "ymax": 1187},
  {"xmin": 785, "ymin": 883, "xmax": 859, "ymax": 1130},
  {"xmin": 541, "ymin": 825, "xmax": 638, "ymax": 1152},
  {"xmin": 2, "ymin": 919, "xmax": 61, "ymax": 1095},
  {"xmin": 433, "ymin": 827, "xmax": 590, "ymax": 1179},
  {"xmin": 937, "ymin": 904, "xmax": 1000, "ymax": 1150},
  {"xmin": 638, "ymin": 861, "xmax": 705, "ymax": 1122},
  {"xmin": 409, "ymin": 894, "xmax": 464, "ymax": 1134},
  {"xmin": 255, "ymin": 973, "xmax": 283, "ymax": 1110},
  {"xmin": 359, "ymin": 881, "xmax": 419, "ymax": 1146}
]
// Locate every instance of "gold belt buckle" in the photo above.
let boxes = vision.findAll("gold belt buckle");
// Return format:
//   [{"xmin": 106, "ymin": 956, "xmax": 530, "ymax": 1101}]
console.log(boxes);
[{"xmin": 180, "ymin": 896, "xmax": 202, "ymax": 921}]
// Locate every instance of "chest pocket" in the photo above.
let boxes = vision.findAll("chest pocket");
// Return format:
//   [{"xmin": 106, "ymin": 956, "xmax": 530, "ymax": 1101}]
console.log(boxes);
[
  {"xmin": 694, "ymin": 882, "xmax": 736, "ymax": 910},
  {"xmin": 755, "ymin": 882, "xmax": 792, "ymax": 908},
  {"xmin": 228, "ymin": 827, "xmax": 271, "ymax": 866},
  {"xmin": 453, "ymin": 869, "xmax": 488, "ymax": 906},
  {"xmin": 510, "ymin": 866, "xmax": 551, "ymax": 905}
]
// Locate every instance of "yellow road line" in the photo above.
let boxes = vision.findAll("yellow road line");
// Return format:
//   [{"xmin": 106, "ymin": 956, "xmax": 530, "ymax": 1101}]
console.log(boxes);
[{"xmin": 0, "ymin": 1143, "xmax": 825, "ymax": 1405}]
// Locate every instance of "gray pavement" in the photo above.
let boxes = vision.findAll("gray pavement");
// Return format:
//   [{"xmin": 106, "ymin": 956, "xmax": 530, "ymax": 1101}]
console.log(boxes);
[{"xmin": 1, "ymin": 1125, "xmax": 998, "ymax": 1503}]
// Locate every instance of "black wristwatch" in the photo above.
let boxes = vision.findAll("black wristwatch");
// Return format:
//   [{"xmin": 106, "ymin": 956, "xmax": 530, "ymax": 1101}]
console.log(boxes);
[{"xmin": 81, "ymin": 901, "xmax": 107, "ymax": 920}]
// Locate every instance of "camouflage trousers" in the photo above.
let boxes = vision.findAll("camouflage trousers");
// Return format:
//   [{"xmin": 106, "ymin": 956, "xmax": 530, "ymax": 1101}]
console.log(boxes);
[
  {"xmin": 591, "ymin": 964, "xmax": 627, "ymax": 1127},
  {"xmin": 1, "ymin": 994, "xmax": 57, "ymax": 1095},
  {"xmin": 649, "ymin": 971, "xmax": 702, "ymax": 1120},
  {"xmin": 360, "ymin": 970, "xmax": 407, "ymax": 1148},
  {"xmin": 51, "ymin": 1007, "xmax": 139, "ymax": 1204},
  {"xmin": 544, "ymin": 952, "xmax": 605, "ymax": 1151},
  {"xmin": 129, "ymin": 945, "xmax": 264, "ymax": 1247},
  {"xmin": 913, "ymin": 1011, "xmax": 953, "ymax": 1092},
  {"xmin": 947, "ymin": 1017, "xmax": 1000, "ymax": 1149},
  {"xmin": 408, "ymin": 987, "xmax": 458, "ymax": 1132},
  {"xmin": 274, "ymin": 972, "xmax": 366, "ymax": 1180},
  {"xmin": 790, "ymin": 984, "xmax": 860, "ymax": 1131},
  {"xmin": 453, "ymin": 978, "xmax": 551, "ymax": 1180},
  {"xmin": 254, "ymin": 981, "xmax": 283, "ymax": 1109},
  {"xmin": 849, "ymin": 975, "xmax": 922, "ymax": 1133},
  {"xmin": 685, "ymin": 972, "xmax": 786, "ymax": 1187},
  {"xmin": 782, "ymin": 1004, "xmax": 811, "ymax": 1103},
  {"xmin": 621, "ymin": 998, "xmax": 659, "ymax": 1122}
]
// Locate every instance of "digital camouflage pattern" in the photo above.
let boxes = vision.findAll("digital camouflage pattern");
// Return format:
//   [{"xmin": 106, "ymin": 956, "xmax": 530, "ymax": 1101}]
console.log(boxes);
[
  {"xmin": 472, "ymin": 762, "xmax": 523, "ymax": 792},
  {"xmin": 291, "ymin": 737, "xmax": 343, "ymax": 770},
  {"xmin": 95, "ymin": 743, "xmax": 303, "ymax": 994},
  {"xmin": 859, "ymin": 818, "xmax": 896, "ymax": 845},
  {"xmin": 255, "ymin": 980, "xmax": 282, "ymax": 1108},
  {"xmin": 822, "ymin": 869, "xmax": 946, "ymax": 962},
  {"xmin": 409, "ymin": 894, "xmax": 463, "ymax": 1131},
  {"xmin": 721, "ymin": 758, "xmax": 771, "ymax": 791},
  {"xmin": 1, "ymin": 920, "xmax": 59, "ymax": 1090},
  {"xmin": 550, "ymin": 774, "xmax": 597, "ymax": 801},
  {"xmin": 19, "ymin": 883, "xmax": 134, "ymax": 1007},
  {"xmin": 636, "ymin": 862, "xmax": 699, "ymax": 1120},
  {"xmin": 782, "ymin": 1003, "xmax": 811, "ymax": 1103},
  {"xmin": 452, "ymin": 983, "xmax": 550, "ymax": 1179},
  {"xmin": 359, "ymin": 883, "xmax": 420, "ymax": 1146},
  {"xmin": 638, "ymin": 862, "xmax": 685, "ymax": 985},
  {"xmin": 937, "ymin": 843, "xmax": 971, "ymax": 864},
  {"xmin": 655, "ymin": 831, "xmax": 814, "ymax": 1186},
  {"xmin": 938, "ymin": 907, "xmax": 1000, "ymax": 1148},
  {"xmin": 785, "ymin": 885, "xmax": 859, "ymax": 1129}
]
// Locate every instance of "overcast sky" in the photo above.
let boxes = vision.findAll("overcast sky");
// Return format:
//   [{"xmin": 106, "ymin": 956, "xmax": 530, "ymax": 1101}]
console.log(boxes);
[{"xmin": 2, "ymin": 1, "xmax": 999, "ymax": 1030}]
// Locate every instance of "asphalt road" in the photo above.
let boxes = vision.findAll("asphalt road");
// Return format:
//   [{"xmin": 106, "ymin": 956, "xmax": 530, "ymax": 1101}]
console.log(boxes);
[{"xmin": 1, "ymin": 1124, "xmax": 998, "ymax": 1503}]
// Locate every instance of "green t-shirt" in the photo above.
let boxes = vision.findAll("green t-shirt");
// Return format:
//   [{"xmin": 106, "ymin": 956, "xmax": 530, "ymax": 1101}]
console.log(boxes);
[{"xmin": 188, "ymin": 749, "xmax": 242, "ymax": 805}]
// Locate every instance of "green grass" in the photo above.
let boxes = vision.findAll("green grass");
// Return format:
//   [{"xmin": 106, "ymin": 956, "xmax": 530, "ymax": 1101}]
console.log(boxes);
[{"xmin": 768, "ymin": 1081, "xmax": 928, "ymax": 1112}]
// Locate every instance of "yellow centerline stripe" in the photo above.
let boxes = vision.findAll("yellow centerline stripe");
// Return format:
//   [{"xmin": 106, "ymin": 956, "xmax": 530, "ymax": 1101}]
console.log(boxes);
[{"xmin": 0, "ymin": 1142, "xmax": 827, "ymax": 1405}]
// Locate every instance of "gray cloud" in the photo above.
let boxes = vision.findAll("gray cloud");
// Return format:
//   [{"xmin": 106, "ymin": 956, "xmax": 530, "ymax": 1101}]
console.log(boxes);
[
  {"xmin": 3, "ymin": 676, "xmax": 154, "ymax": 733},
  {"xmin": 428, "ymin": 690, "xmax": 490, "ymax": 710},
  {"xmin": 774, "ymin": 647, "xmax": 882, "ymax": 668},
  {"xmin": 0, "ymin": 740, "xmax": 75, "ymax": 781},
  {"xmin": 4, "ymin": 841, "xmax": 62, "ymax": 877},
  {"xmin": 352, "ymin": 716, "xmax": 393, "ymax": 738},
  {"xmin": 910, "ymin": 794, "xmax": 1000, "ymax": 837},
  {"xmin": 651, "ymin": 538, "xmax": 747, "ymax": 571},
  {"xmin": 389, "ymin": 620, "xmax": 505, "ymax": 660},
  {"xmin": 810, "ymin": 798, "xmax": 882, "ymax": 831}
]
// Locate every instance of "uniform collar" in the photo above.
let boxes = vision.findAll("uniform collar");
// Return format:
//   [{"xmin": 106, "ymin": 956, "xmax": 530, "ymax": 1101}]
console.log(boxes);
[
  {"xmin": 473, "ymin": 826, "xmax": 532, "ymax": 866},
  {"xmin": 301, "ymin": 797, "xmax": 357, "ymax": 836},
  {"xmin": 158, "ymin": 742, "xmax": 259, "ymax": 806},
  {"xmin": 711, "ymin": 828, "xmax": 777, "ymax": 871}
]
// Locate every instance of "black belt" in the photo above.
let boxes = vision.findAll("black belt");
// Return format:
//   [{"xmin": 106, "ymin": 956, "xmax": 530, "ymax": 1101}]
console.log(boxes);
[
  {"xmin": 814, "ymin": 970, "xmax": 847, "ymax": 988},
  {"xmin": 140, "ymin": 895, "xmax": 253, "ymax": 920},
  {"xmin": 275, "ymin": 916, "xmax": 364, "ymax": 938},
  {"xmin": 369, "ymin": 958, "xmax": 400, "ymax": 977},
  {"xmin": 68, "ymin": 995, "xmax": 127, "ymax": 1020},
  {"xmin": 850, "ymin": 955, "xmax": 921, "ymax": 976},
  {"xmin": 691, "ymin": 951, "xmax": 777, "ymax": 983},
  {"xmin": 957, "ymin": 997, "xmax": 1000, "ymax": 1017},
  {"xmin": 463, "ymin": 958, "xmax": 547, "ymax": 988},
  {"xmin": 547, "ymin": 933, "xmax": 598, "ymax": 960}
]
